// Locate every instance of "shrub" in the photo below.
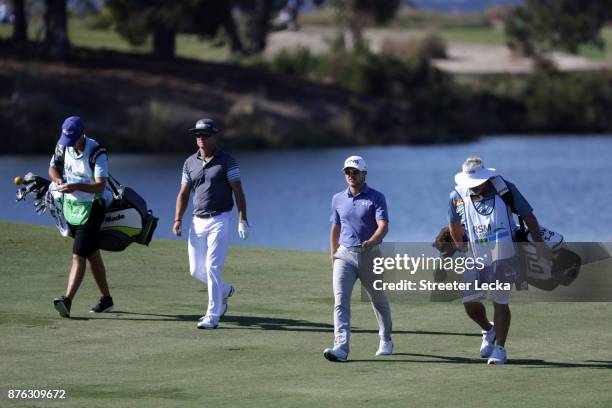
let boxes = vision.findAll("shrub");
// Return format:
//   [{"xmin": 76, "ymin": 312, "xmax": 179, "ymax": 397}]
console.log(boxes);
[
  {"xmin": 269, "ymin": 47, "xmax": 320, "ymax": 77},
  {"xmin": 524, "ymin": 72, "xmax": 612, "ymax": 132},
  {"xmin": 418, "ymin": 32, "xmax": 447, "ymax": 59},
  {"xmin": 380, "ymin": 32, "xmax": 447, "ymax": 60}
]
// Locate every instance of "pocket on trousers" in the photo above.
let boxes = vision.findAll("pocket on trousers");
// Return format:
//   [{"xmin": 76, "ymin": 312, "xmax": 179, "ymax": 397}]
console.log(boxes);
[
  {"xmin": 190, "ymin": 217, "xmax": 206, "ymax": 235},
  {"xmin": 333, "ymin": 246, "xmax": 347, "ymax": 260}
]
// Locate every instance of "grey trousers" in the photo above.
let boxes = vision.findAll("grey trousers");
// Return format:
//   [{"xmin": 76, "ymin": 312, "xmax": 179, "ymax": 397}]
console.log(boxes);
[{"xmin": 333, "ymin": 246, "xmax": 392, "ymax": 354}]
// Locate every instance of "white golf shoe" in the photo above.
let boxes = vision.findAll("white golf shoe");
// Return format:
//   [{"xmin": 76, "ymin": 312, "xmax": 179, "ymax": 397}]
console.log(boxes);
[
  {"xmin": 487, "ymin": 345, "xmax": 507, "ymax": 365},
  {"xmin": 480, "ymin": 323, "xmax": 496, "ymax": 358},
  {"xmin": 198, "ymin": 286, "xmax": 234, "ymax": 322},
  {"xmin": 197, "ymin": 315, "xmax": 218, "ymax": 329},
  {"xmin": 323, "ymin": 347, "xmax": 348, "ymax": 362},
  {"xmin": 375, "ymin": 339, "xmax": 394, "ymax": 356},
  {"xmin": 221, "ymin": 285, "xmax": 234, "ymax": 319}
]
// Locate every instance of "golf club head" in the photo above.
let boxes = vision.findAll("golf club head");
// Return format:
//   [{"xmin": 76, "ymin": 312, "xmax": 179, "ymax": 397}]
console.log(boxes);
[
  {"xmin": 15, "ymin": 187, "xmax": 27, "ymax": 202},
  {"xmin": 15, "ymin": 172, "xmax": 51, "ymax": 202},
  {"xmin": 33, "ymin": 197, "xmax": 49, "ymax": 214}
]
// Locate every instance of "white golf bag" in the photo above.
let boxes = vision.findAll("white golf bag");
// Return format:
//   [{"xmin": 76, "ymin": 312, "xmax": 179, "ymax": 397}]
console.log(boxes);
[
  {"xmin": 516, "ymin": 225, "xmax": 581, "ymax": 291},
  {"xmin": 16, "ymin": 173, "xmax": 157, "ymax": 252}
]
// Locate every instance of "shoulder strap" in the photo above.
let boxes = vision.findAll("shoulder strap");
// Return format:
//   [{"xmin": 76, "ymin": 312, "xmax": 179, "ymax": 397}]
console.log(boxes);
[
  {"xmin": 53, "ymin": 143, "xmax": 67, "ymax": 170},
  {"xmin": 490, "ymin": 176, "xmax": 515, "ymax": 213},
  {"xmin": 107, "ymin": 173, "xmax": 124, "ymax": 198},
  {"xmin": 87, "ymin": 145, "xmax": 121, "ymax": 197},
  {"xmin": 490, "ymin": 176, "xmax": 527, "ymax": 235},
  {"xmin": 88, "ymin": 145, "xmax": 108, "ymax": 172}
]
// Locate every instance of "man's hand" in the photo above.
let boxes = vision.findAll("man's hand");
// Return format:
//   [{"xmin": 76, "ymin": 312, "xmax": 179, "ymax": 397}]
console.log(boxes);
[
  {"xmin": 361, "ymin": 240, "xmax": 376, "ymax": 251},
  {"xmin": 173, "ymin": 220, "xmax": 182, "ymax": 237},
  {"xmin": 454, "ymin": 241, "xmax": 468, "ymax": 253},
  {"xmin": 238, "ymin": 220, "xmax": 250, "ymax": 240},
  {"xmin": 57, "ymin": 183, "xmax": 76, "ymax": 193}
]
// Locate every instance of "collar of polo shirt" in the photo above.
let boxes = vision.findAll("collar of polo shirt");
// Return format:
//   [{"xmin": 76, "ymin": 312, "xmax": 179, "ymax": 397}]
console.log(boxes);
[
  {"xmin": 196, "ymin": 149, "xmax": 217, "ymax": 162},
  {"xmin": 346, "ymin": 184, "xmax": 370, "ymax": 197}
]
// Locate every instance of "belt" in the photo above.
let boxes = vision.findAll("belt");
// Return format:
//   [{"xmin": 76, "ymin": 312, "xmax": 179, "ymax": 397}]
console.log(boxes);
[
  {"xmin": 195, "ymin": 211, "xmax": 223, "ymax": 219},
  {"xmin": 342, "ymin": 245, "xmax": 379, "ymax": 254}
]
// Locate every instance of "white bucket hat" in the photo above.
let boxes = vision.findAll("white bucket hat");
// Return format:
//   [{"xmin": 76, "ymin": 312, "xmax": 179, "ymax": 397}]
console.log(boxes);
[
  {"xmin": 454, "ymin": 157, "xmax": 496, "ymax": 188},
  {"xmin": 343, "ymin": 155, "xmax": 367, "ymax": 172}
]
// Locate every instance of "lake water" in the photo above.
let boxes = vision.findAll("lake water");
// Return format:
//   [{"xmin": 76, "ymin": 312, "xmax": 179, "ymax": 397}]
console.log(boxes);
[{"xmin": 2, "ymin": 136, "xmax": 611, "ymax": 251}]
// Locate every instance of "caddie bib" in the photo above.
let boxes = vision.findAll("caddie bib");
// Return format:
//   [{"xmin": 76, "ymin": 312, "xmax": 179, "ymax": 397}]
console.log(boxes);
[
  {"xmin": 61, "ymin": 138, "xmax": 103, "ymax": 225},
  {"xmin": 63, "ymin": 199, "xmax": 94, "ymax": 225},
  {"xmin": 455, "ymin": 186, "xmax": 516, "ymax": 266}
]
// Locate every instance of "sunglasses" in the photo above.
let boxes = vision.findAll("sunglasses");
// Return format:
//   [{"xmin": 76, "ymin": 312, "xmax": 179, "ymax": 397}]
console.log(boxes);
[
  {"xmin": 344, "ymin": 169, "xmax": 362, "ymax": 176},
  {"xmin": 194, "ymin": 132, "xmax": 214, "ymax": 139}
]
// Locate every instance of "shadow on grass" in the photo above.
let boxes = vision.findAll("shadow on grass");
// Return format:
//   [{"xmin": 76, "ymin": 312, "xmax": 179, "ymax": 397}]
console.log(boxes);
[
  {"xmin": 71, "ymin": 311, "xmax": 479, "ymax": 336},
  {"xmin": 350, "ymin": 353, "xmax": 612, "ymax": 369}
]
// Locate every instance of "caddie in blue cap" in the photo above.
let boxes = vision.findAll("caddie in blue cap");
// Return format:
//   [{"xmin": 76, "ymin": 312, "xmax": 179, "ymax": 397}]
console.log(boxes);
[
  {"xmin": 49, "ymin": 116, "xmax": 115, "ymax": 318},
  {"xmin": 58, "ymin": 116, "xmax": 85, "ymax": 146}
]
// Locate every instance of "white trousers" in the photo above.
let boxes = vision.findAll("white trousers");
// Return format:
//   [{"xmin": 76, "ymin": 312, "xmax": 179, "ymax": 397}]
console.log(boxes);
[{"xmin": 188, "ymin": 212, "xmax": 232, "ymax": 319}]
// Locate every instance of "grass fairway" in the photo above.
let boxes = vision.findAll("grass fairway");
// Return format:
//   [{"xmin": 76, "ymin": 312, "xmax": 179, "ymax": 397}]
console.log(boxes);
[{"xmin": 1, "ymin": 221, "xmax": 611, "ymax": 407}]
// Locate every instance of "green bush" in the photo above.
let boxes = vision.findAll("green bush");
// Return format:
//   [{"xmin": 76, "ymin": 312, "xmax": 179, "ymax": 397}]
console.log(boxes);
[
  {"xmin": 265, "ymin": 47, "xmax": 476, "ymax": 142},
  {"xmin": 269, "ymin": 48, "xmax": 320, "ymax": 77},
  {"xmin": 524, "ymin": 72, "xmax": 612, "ymax": 132},
  {"xmin": 380, "ymin": 32, "xmax": 447, "ymax": 60},
  {"xmin": 419, "ymin": 32, "xmax": 447, "ymax": 59}
]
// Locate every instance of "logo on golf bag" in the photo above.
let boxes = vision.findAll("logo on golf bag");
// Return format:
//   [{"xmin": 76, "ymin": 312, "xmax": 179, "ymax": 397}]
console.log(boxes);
[{"xmin": 105, "ymin": 214, "xmax": 125, "ymax": 223}]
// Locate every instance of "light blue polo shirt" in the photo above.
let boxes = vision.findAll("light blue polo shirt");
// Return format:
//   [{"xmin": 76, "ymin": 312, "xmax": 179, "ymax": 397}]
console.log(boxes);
[
  {"xmin": 448, "ymin": 179, "xmax": 533, "ymax": 224},
  {"xmin": 330, "ymin": 184, "xmax": 388, "ymax": 247}
]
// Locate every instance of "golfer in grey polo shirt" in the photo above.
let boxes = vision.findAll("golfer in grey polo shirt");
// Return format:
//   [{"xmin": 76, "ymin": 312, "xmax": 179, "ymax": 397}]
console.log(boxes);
[
  {"xmin": 323, "ymin": 155, "xmax": 393, "ymax": 362},
  {"xmin": 173, "ymin": 118, "xmax": 250, "ymax": 330}
]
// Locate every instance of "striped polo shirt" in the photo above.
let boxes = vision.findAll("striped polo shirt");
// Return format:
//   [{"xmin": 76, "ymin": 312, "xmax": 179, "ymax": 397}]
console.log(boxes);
[{"xmin": 181, "ymin": 149, "xmax": 241, "ymax": 216}]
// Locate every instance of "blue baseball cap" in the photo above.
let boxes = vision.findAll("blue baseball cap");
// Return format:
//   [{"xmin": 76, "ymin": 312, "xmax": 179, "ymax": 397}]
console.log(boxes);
[
  {"xmin": 189, "ymin": 118, "xmax": 219, "ymax": 136},
  {"xmin": 59, "ymin": 116, "xmax": 85, "ymax": 146}
]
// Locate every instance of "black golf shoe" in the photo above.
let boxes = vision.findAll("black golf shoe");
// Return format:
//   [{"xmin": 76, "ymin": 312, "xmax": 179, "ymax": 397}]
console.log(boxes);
[
  {"xmin": 90, "ymin": 296, "xmax": 114, "ymax": 313},
  {"xmin": 53, "ymin": 296, "xmax": 72, "ymax": 318}
]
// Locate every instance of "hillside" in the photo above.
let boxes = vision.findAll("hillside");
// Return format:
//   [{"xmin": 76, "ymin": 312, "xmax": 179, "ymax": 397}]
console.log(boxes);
[{"xmin": 0, "ymin": 41, "xmax": 395, "ymax": 154}]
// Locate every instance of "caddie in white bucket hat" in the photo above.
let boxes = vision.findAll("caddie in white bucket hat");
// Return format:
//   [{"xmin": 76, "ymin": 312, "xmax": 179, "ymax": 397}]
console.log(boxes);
[
  {"xmin": 454, "ymin": 157, "xmax": 497, "ymax": 189},
  {"xmin": 447, "ymin": 156, "xmax": 551, "ymax": 365}
]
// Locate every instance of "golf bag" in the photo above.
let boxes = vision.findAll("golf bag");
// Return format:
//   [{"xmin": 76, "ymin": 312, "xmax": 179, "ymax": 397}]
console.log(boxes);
[
  {"xmin": 15, "ymin": 172, "xmax": 158, "ymax": 252},
  {"xmin": 432, "ymin": 225, "xmax": 581, "ymax": 291},
  {"xmin": 492, "ymin": 176, "xmax": 581, "ymax": 290},
  {"xmin": 515, "ymin": 226, "xmax": 581, "ymax": 291}
]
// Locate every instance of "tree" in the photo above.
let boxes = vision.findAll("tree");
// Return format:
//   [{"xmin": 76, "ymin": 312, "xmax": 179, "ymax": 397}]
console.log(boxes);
[
  {"xmin": 328, "ymin": 0, "xmax": 400, "ymax": 50},
  {"xmin": 238, "ymin": 0, "xmax": 274, "ymax": 53},
  {"xmin": 107, "ymin": 0, "xmax": 188, "ymax": 58},
  {"xmin": 505, "ymin": 0, "xmax": 612, "ymax": 57},
  {"xmin": 44, "ymin": 0, "xmax": 69, "ymax": 60},
  {"xmin": 188, "ymin": 0, "xmax": 244, "ymax": 53},
  {"xmin": 107, "ymin": 0, "xmax": 284, "ymax": 57},
  {"xmin": 108, "ymin": 0, "xmax": 254, "ymax": 57},
  {"xmin": 11, "ymin": 0, "xmax": 27, "ymax": 43}
]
